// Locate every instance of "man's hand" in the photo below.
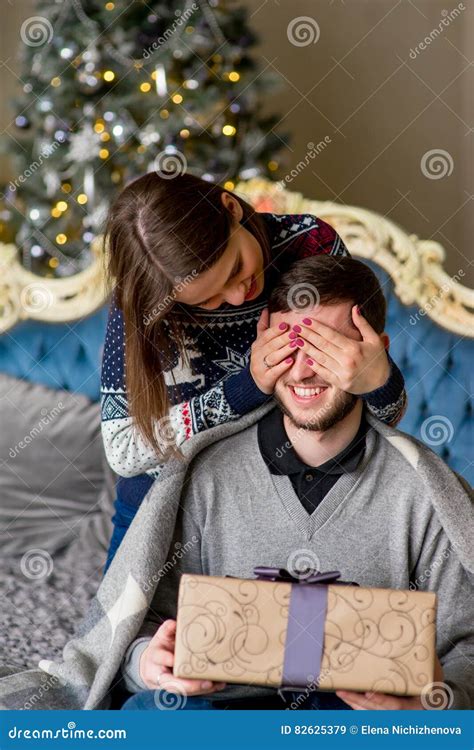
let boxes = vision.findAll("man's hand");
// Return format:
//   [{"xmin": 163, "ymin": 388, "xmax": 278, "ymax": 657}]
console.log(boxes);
[
  {"xmin": 294, "ymin": 306, "xmax": 390, "ymax": 394},
  {"xmin": 335, "ymin": 690, "xmax": 425, "ymax": 710},
  {"xmin": 139, "ymin": 619, "xmax": 226, "ymax": 696},
  {"xmin": 336, "ymin": 655, "xmax": 446, "ymax": 710}
]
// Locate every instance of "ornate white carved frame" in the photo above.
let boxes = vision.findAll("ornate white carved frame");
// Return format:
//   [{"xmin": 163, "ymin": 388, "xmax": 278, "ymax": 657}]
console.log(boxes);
[
  {"xmin": 0, "ymin": 238, "xmax": 109, "ymax": 334},
  {"xmin": 1, "ymin": 177, "xmax": 473, "ymax": 336}
]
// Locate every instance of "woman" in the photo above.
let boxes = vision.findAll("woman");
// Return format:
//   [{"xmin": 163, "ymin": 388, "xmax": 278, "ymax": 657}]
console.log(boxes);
[{"xmin": 101, "ymin": 171, "xmax": 406, "ymax": 568}]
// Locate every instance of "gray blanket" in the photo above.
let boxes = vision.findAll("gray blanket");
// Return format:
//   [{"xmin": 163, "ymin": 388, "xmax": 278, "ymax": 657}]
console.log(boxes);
[{"xmin": 0, "ymin": 404, "xmax": 472, "ymax": 710}]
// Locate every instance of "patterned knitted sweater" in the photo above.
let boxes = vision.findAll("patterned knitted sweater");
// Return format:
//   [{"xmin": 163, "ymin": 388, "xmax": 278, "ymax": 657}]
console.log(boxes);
[{"xmin": 101, "ymin": 213, "xmax": 406, "ymax": 509}]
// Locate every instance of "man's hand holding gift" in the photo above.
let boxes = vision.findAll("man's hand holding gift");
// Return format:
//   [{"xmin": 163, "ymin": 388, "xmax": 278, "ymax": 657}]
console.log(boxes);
[
  {"xmin": 336, "ymin": 655, "xmax": 447, "ymax": 710},
  {"xmin": 140, "ymin": 620, "xmax": 447, "ymax": 709},
  {"xmin": 139, "ymin": 619, "xmax": 226, "ymax": 696}
]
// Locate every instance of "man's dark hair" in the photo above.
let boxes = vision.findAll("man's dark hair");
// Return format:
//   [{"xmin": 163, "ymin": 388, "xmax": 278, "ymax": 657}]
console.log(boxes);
[{"xmin": 268, "ymin": 255, "xmax": 386, "ymax": 333}]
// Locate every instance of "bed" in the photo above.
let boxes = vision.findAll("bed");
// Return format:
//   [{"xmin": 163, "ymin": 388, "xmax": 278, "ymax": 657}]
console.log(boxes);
[{"xmin": 0, "ymin": 177, "xmax": 472, "ymax": 671}]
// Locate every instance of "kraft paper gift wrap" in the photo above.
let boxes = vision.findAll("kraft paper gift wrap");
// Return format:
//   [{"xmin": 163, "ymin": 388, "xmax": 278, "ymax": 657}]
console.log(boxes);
[{"xmin": 173, "ymin": 570, "xmax": 437, "ymax": 695}]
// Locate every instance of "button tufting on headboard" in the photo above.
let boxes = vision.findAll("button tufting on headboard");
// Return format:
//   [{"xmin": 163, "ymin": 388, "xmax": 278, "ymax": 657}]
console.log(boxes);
[
  {"xmin": 365, "ymin": 261, "xmax": 473, "ymax": 485},
  {"xmin": 0, "ymin": 306, "xmax": 109, "ymax": 402}
]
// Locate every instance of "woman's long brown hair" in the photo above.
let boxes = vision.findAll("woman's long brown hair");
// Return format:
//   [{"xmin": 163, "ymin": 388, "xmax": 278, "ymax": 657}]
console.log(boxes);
[{"xmin": 103, "ymin": 170, "xmax": 271, "ymax": 460}]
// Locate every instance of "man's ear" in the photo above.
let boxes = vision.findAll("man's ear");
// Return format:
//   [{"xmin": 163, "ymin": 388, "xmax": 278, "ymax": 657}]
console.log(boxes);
[{"xmin": 380, "ymin": 332, "xmax": 390, "ymax": 350}]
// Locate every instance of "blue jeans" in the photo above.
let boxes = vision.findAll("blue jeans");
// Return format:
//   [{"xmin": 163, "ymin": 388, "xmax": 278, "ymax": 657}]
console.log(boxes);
[
  {"xmin": 121, "ymin": 689, "xmax": 350, "ymax": 711},
  {"xmin": 104, "ymin": 473, "xmax": 156, "ymax": 573}
]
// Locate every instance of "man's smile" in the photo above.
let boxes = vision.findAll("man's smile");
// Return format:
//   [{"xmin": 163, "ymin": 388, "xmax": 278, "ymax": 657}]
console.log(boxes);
[{"xmin": 288, "ymin": 384, "xmax": 329, "ymax": 403}]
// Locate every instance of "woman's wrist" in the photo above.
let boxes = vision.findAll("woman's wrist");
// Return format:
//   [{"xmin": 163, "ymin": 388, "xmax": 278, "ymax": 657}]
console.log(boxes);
[
  {"xmin": 223, "ymin": 363, "xmax": 272, "ymax": 415},
  {"xmin": 364, "ymin": 353, "xmax": 391, "ymax": 394},
  {"xmin": 360, "ymin": 352, "xmax": 405, "ymax": 417}
]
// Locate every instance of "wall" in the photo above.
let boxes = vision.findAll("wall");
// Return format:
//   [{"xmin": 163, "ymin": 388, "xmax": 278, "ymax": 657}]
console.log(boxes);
[{"xmin": 244, "ymin": 0, "xmax": 474, "ymax": 285}]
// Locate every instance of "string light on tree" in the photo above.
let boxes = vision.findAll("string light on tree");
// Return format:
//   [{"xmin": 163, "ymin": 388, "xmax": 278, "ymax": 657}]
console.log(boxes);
[{"xmin": 0, "ymin": 0, "xmax": 287, "ymax": 276}]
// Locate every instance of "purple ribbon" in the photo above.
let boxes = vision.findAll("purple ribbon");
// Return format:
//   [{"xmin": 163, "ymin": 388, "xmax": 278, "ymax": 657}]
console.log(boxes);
[
  {"xmin": 253, "ymin": 566, "xmax": 354, "ymax": 688},
  {"xmin": 283, "ymin": 583, "xmax": 328, "ymax": 687},
  {"xmin": 254, "ymin": 567, "xmax": 342, "ymax": 585}
]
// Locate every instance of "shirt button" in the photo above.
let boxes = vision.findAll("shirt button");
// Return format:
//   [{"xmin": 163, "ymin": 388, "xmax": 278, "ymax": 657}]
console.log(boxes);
[{"xmin": 305, "ymin": 473, "xmax": 313, "ymax": 482}]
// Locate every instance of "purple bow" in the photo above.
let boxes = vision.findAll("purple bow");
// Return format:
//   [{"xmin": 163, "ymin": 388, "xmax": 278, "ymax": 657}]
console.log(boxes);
[{"xmin": 253, "ymin": 566, "xmax": 342, "ymax": 585}]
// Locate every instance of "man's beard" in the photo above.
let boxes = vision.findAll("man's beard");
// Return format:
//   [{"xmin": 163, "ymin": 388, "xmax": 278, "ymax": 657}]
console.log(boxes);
[{"xmin": 273, "ymin": 386, "xmax": 358, "ymax": 432}]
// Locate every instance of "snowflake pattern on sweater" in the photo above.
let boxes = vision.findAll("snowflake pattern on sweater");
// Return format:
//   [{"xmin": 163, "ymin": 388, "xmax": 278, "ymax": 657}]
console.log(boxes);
[{"xmin": 100, "ymin": 212, "xmax": 406, "ymax": 480}]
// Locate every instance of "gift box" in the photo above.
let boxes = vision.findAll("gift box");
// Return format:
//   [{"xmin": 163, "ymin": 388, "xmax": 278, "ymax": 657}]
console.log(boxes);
[{"xmin": 174, "ymin": 568, "xmax": 437, "ymax": 695}]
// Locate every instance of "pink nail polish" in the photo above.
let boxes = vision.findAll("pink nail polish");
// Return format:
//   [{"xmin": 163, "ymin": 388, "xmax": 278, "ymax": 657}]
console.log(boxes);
[
  {"xmin": 288, "ymin": 331, "xmax": 297, "ymax": 339},
  {"xmin": 292, "ymin": 324, "xmax": 301, "ymax": 333},
  {"xmin": 278, "ymin": 322, "xmax": 287, "ymax": 330},
  {"xmin": 306, "ymin": 357, "xmax": 314, "ymax": 365},
  {"xmin": 302, "ymin": 318, "xmax": 312, "ymax": 325},
  {"xmin": 289, "ymin": 341, "xmax": 297, "ymax": 348},
  {"xmin": 285, "ymin": 357, "xmax": 293, "ymax": 364},
  {"xmin": 296, "ymin": 338, "xmax": 304, "ymax": 346}
]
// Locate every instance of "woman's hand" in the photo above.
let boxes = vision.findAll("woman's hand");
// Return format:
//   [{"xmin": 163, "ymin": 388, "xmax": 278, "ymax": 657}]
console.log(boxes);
[
  {"xmin": 250, "ymin": 308, "xmax": 295, "ymax": 395},
  {"xmin": 139, "ymin": 619, "xmax": 226, "ymax": 696},
  {"xmin": 292, "ymin": 306, "xmax": 390, "ymax": 394}
]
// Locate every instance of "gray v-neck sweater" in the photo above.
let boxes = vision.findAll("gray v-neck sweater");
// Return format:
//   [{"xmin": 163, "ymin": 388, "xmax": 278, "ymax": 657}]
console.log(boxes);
[{"xmin": 122, "ymin": 420, "xmax": 474, "ymax": 708}]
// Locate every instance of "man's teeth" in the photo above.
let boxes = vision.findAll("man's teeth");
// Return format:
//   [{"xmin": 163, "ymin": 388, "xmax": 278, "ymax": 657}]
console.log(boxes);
[{"xmin": 293, "ymin": 386, "xmax": 325, "ymax": 397}]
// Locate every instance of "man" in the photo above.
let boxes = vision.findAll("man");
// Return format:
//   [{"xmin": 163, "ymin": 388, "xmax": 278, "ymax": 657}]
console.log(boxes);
[{"xmin": 120, "ymin": 257, "xmax": 473, "ymax": 711}]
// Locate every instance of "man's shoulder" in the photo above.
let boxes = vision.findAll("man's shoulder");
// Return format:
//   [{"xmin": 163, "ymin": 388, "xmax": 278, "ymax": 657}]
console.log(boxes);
[
  {"xmin": 194, "ymin": 421, "xmax": 260, "ymax": 468},
  {"xmin": 367, "ymin": 414, "xmax": 472, "ymax": 494}
]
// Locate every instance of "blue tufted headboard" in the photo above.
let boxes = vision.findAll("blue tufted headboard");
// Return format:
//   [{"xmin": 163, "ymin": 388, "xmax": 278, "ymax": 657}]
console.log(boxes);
[
  {"xmin": 0, "ymin": 275, "xmax": 472, "ymax": 484},
  {"xmin": 367, "ymin": 261, "xmax": 473, "ymax": 485},
  {"xmin": 0, "ymin": 306, "xmax": 109, "ymax": 402}
]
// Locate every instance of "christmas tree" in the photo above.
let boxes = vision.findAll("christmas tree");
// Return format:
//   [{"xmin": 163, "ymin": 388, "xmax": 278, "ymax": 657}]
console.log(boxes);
[{"xmin": 0, "ymin": 0, "xmax": 287, "ymax": 277}]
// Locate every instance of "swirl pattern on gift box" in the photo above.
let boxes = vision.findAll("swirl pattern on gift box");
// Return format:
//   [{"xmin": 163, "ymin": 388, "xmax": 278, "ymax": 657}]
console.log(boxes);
[
  {"xmin": 174, "ymin": 576, "xmax": 436, "ymax": 695},
  {"xmin": 175, "ymin": 576, "xmax": 290, "ymax": 684},
  {"xmin": 318, "ymin": 586, "xmax": 436, "ymax": 695}
]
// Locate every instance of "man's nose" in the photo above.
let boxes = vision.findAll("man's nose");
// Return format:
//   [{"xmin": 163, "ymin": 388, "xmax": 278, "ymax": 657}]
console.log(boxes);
[{"xmin": 288, "ymin": 345, "xmax": 313, "ymax": 380}]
